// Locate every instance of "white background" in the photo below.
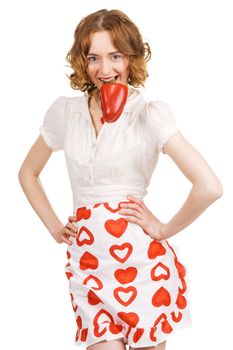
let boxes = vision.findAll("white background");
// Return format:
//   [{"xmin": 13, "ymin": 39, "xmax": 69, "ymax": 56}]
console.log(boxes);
[{"xmin": 0, "ymin": 0, "xmax": 232, "ymax": 349}]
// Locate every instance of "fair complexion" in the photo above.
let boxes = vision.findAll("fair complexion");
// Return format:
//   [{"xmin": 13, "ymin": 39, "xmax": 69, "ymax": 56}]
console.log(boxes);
[
  {"xmin": 86, "ymin": 30, "xmax": 130, "ymax": 89},
  {"xmin": 18, "ymin": 32, "xmax": 222, "ymax": 245}
]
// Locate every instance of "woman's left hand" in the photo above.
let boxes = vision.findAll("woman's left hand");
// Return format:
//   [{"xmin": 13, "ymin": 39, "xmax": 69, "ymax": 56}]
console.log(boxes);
[{"xmin": 118, "ymin": 195, "xmax": 166, "ymax": 241}]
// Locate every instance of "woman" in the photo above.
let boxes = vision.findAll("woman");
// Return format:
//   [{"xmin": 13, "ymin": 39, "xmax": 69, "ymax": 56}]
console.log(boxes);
[{"xmin": 18, "ymin": 8, "xmax": 223, "ymax": 350}]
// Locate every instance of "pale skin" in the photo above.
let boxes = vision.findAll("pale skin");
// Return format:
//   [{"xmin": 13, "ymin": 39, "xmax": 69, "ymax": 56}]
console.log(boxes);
[{"xmin": 18, "ymin": 30, "xmax": 223, "ymax": 350}]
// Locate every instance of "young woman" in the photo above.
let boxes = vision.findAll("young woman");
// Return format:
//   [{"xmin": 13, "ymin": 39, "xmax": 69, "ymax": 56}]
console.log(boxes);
[{"xmin": 18, "ymin": 8, "xmax": 223, "ymax": 350}]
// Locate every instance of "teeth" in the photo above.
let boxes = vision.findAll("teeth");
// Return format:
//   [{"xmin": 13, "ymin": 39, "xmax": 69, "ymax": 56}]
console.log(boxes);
[{"xmin": 99, "ymin": 76, "xmax": 118, "ymax": 83}]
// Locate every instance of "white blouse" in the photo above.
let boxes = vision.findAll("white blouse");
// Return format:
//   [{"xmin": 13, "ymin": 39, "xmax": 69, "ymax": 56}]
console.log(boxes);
[{"xmin": 39, "ymin": 86, "xmax": 180, "ymax": 211}]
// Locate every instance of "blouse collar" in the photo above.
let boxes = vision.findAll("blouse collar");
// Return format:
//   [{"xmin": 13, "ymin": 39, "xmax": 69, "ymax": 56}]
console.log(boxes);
[
  {"xmin": 68, "ymin": 85, "xmax": 145, "ymax": 116},
  {"xmin": 83, "ymin": 85, "xmax": 145, "ymax": 113}
]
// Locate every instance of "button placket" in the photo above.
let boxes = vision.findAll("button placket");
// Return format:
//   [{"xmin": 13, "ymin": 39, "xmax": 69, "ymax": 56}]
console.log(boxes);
[
  {"xmin": 90, "ymin": 142, "xmax": 97, "ymax": 162},
  {"xmin": 89, "ymin": 142, "xmax": 96, "ymax": 181}
]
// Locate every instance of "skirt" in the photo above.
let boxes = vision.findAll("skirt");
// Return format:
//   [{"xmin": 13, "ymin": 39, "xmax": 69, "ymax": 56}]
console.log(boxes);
[{"xmin": 64, "ymin": 199, "xmax": 191, "ymax": 348}]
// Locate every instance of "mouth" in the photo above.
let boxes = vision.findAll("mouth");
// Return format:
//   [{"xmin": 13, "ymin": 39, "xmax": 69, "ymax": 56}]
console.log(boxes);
[{"xmin": 98, "ymin": 75, "xmax": 119, "ymax": 84}]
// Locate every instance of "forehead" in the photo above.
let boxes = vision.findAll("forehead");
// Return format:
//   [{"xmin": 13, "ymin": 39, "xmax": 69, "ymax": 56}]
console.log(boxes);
[{"xmin": 88, "ymin": 31, "xmax": 118, "ymax": 54}]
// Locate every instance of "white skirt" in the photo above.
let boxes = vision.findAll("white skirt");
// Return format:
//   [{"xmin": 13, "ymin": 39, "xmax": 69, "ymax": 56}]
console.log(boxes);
[{"xmin": 64, "ymin": 199, "xmax": 191, "ymax": 348}]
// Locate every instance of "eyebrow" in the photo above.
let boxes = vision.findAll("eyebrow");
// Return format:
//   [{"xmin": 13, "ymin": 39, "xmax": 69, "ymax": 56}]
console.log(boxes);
[{"xmin": 87, "ymin": 51, "xmax": 122, "ymax": 56}]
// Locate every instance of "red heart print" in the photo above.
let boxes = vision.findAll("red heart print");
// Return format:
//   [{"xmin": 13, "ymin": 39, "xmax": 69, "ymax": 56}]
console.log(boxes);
[
  {"xmin": 171, "ymin": 311, "xmax": 183, "ymax": 323},
  {"xmin": 105, "ymin": 218, "xmax": 128, "ymax": 238},
  {"xmin": 83, "ymin": 274, "xmax": 103, "ymax": 290},
  {"xmin": 109, "ymin": 243, "xmax": 133, "ymax": 263},
  {"xmin": 76, "ymin": 207, "xmax": 91, "ymax": 220},
  {"xmin": 151, "ymin": 262, "xmax": 170, "ymax": 281},
  {"xmin": 176, "ymin": 292, "xmax": 187, "ymax": 309},
  {"xmin": 87, "ymin": 290, "xmax": 103, "ymax": 305},
  {"xmin": 114, "ymin": 286, "xmax": 137, "ymax": 306},
  {"xmin": 148, "ymin": 240, "xmax": 166, "ymax": 259},
  {"xmin": 79, "ymin": 252, "xmax": 99, "ymax": 270},
  {"xmin": 75, "ymin": 316, "xmax": 88, "ymax": 343},
  {"xmin": 118, "ymin": 311, "xmax": 139, "ymax": 328},
  {"xmin": 161, "ymin": 319, "xmax": 173, "ymax": 334},
  {"xmin": 152, "ymin": 287, "xmax": 171, "ymax": 307},
  {"xmin": 70, "ymin": 292, "xmax": 78, "ymax": 312},
  {"xmin": 93, "ymin": 309, "xmax": 123, "ymax": 338},
  {"xmin": 114, "ymin": 267, "xmax": 137, "ymax": 284},
  {"xmin": 133, "ymin": 328, "xmax": 145, "ymax": 342},
  {"xmin": 174, "ymin": 257, "xmax": 186, "ymax": 279},
  {"xmin": 76, "ymin": 226, "xmax": 94, "ymax": 246},
  {"xmin": 103, "ymin": 201, "xmax": 132, "ymax": 213},
  {"xmin": 65, "ymin": 271, "xmax": 73, "ymax": 280}
]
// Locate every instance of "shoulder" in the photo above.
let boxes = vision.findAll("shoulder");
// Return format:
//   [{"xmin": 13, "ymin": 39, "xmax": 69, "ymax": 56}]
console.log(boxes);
[
  {"xmin": 144, "ymin": 99, "xmax": 174, "ymax": 115},
  {"xmin": 142, "ymin": 99, "xmax": 178, "ymax": 128}
]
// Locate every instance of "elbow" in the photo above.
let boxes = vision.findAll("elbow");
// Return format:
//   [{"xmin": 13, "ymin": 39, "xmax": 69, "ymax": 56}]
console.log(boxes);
[
  {"xmin": 202, "ymin": 179, "xmax": 223, "ymax": 201},
  {"xmin": 193, "ymin": 178, "xmax": 223, "ymax": 203},
  {"xmin": 18, "ymin": 166, "xmax": 37, "ymax": 186}
]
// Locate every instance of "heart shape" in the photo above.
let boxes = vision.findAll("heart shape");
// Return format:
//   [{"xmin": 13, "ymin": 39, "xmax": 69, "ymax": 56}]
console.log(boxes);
[
  {"xmin": 65, "ymin": 271, "xmax": 73, "ymax": 280},
  {"xmin": 171, "ymin": 310, "xmax": 182, "ymax": 323},
  {"xmin": 147, "ymin": 240, "xmax": 166, "ymax": 259},
  {"xmin": 79, "ymin": 251, "xmax": 99, "ymax": 270},
  {"xmin": 76, "ymin": 226, "xmax": 94, "ymax": 246},
  {"xmin": 114, "ymin": 267, "xmax": 137, "ymax": 284},
  {"xmin": 152, "ymin": 287, "xmax": 171, "ymax": 307},
  {"xmin": 133, "ymin": 328, "xmax": 145, "ymax": 342},
  {"xmin": 76, "ymin": 206, "xmax": 91, "ymax": 220},
  {"xmin": 103, "ymin": 201, "xmax": 132, "ymax": 213},
  {"xmin": 105, "ymin": 218, "xmax": 128, "ymax": 237},
  {"xmin": 114, "ymin": 286, "xmax": 137, "ymax": 306},
  {"xmin": 176, "ymin": 292, "xmax": 187, "ymax": 309},
  {"xmin": 161, "ymin": 319, "xmax": 173, "ymax": 334},
  {"xmin": 178, "ymin": 277, "xmax": 187, "ymax": 294},
  {"xmin": 151, "ymin": 262, "xmax": 170, "ymax": 281},
  {"xmin": 83, "ymin": 274, "xmax": 103, "ymax": 290},
  {"xmin": 117, "ymin": 311, "xmax": 139, "ymax": 328},
  {"xmin": 70, "ymin": 292, "xmax": 78, "ymax": 312},
  {"xmin": 109, "ymin": 242, "xmax": 133, "ymax": 263},
  {"xmin": 174, "ymin": 257, "xmax": 186, "ymax": 279},
  {"xmin": 87, "ymin": 289, "xmax": 103, "ymax": 305},
  {"xmin": 75, "ymin": 316, "xmax": 88, "ymax": 343},
  {"xmin": 100, "ymin": 83, "xmax": 128, "ymax": 123},
  {"xmin": 93, "ymin": 309, "xmax": 123, "ymax": 338}
]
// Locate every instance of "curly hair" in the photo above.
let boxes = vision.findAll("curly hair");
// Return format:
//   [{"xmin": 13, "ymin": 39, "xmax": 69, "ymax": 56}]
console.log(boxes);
[{"xmin": 66, "ymin": 9, "xmax": 151, "ymax": 95}]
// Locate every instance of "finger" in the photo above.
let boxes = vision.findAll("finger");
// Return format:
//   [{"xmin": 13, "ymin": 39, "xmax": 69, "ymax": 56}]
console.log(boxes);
[
  {"xmin": 66, "ymin": 222, "xmax": 78, "ymax": 232},
  {"xmin": 68, "ymin": 215, "xmax": 78, "ymax": 222},
  {"xmin": 64, "ymin": 226, "xmax": 77, "ymax": 237},
  {"xmin": 62, "ymin": 234, "xmax": 73, "ymax": 246},
  {"xmin": 120, "ymin": 203, "xmax": 144, "ymax": 214},
  {"xmin": 123, "ymin": 215, "xmax": 143, "ymax": 225},
  {"xmin": 119, "ymin": 208, "xmax": 144, "ymax": 221},
  {"xmin": 127, "ymin": 196, "xmax": 145, "ymax": 208}
]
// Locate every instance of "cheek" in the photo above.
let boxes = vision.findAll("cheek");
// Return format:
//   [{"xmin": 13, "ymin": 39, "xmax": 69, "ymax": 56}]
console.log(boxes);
[{"xmin": 86, "ymin": 63, "xmax": 97, "ymax": 75}]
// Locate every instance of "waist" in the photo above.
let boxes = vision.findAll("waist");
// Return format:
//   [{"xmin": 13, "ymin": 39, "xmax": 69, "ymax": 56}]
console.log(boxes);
[{"xmin": 72, "ymin": 184, "xmax": 147, "ymax": 212}]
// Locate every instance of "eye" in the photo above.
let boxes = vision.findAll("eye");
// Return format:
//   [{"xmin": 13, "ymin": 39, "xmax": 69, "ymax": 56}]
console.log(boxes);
[
  {"xmin": 87, "ymin": 56, "xmax": 98, "ymax": 62},
  {"xmin": 112, "ymin": 54, "xmax": 123, "ymax": 60}
]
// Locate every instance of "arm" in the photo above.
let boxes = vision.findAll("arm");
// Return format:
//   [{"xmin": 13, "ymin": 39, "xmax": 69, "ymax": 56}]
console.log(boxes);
[
  {"xmin": 18, "ymin": 135, "xmax": 66, "ymax": 243},
  {"xmin": 159, "ymin": 131, "xmax": 223, "ymax": 239}
]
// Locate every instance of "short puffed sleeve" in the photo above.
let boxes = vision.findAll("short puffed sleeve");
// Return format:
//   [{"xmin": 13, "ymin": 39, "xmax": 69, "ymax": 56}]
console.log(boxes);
[
  {"xmin": 145, "ymin": 100, "xmax": 180, "ymax": 154},
  {"xmin": 39, "ymin": 96, "xmax": 67, "ymax": 151}
]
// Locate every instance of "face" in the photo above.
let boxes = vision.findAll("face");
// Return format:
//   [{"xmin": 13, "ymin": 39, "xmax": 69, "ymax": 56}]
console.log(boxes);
[{"xmin": 85, "ymin": 30, "xmax": 130, "ymax": 89}]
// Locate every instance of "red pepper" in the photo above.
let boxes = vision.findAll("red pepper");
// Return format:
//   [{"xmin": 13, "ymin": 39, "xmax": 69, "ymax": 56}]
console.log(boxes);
[{"xmin": 100, "ymin": 82, "xmax": 128, "ymax": 123}]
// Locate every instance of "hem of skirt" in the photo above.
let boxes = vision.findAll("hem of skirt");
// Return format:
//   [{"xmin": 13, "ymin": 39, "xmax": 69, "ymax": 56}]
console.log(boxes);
[{"xmin": 73, "ymin": 311, "xmax": 192, "ymax": 348}]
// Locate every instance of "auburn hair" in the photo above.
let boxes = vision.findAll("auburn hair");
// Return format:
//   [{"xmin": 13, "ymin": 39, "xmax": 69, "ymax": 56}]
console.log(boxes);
[{"xmin": 66, "ymin": 9, "xmax": 151, "ymax": 95}]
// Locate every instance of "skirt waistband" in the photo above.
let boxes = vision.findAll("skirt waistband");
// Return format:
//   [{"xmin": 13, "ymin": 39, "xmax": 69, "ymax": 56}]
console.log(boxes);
[{"xmin": 73, "ymin": 197, "xmax": 135, "ymax": 215}]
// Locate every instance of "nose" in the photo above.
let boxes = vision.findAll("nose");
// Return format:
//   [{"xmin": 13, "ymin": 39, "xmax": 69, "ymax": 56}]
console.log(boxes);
[{"xmin": 99, "ymin": 58, "xmax": 113, "ymax": 76}]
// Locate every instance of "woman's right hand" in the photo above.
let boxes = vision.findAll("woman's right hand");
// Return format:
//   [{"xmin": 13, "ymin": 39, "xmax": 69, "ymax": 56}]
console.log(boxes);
[{"xmin": 53, "ymin": 216, "xmax": 78, "ymax": 245}]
